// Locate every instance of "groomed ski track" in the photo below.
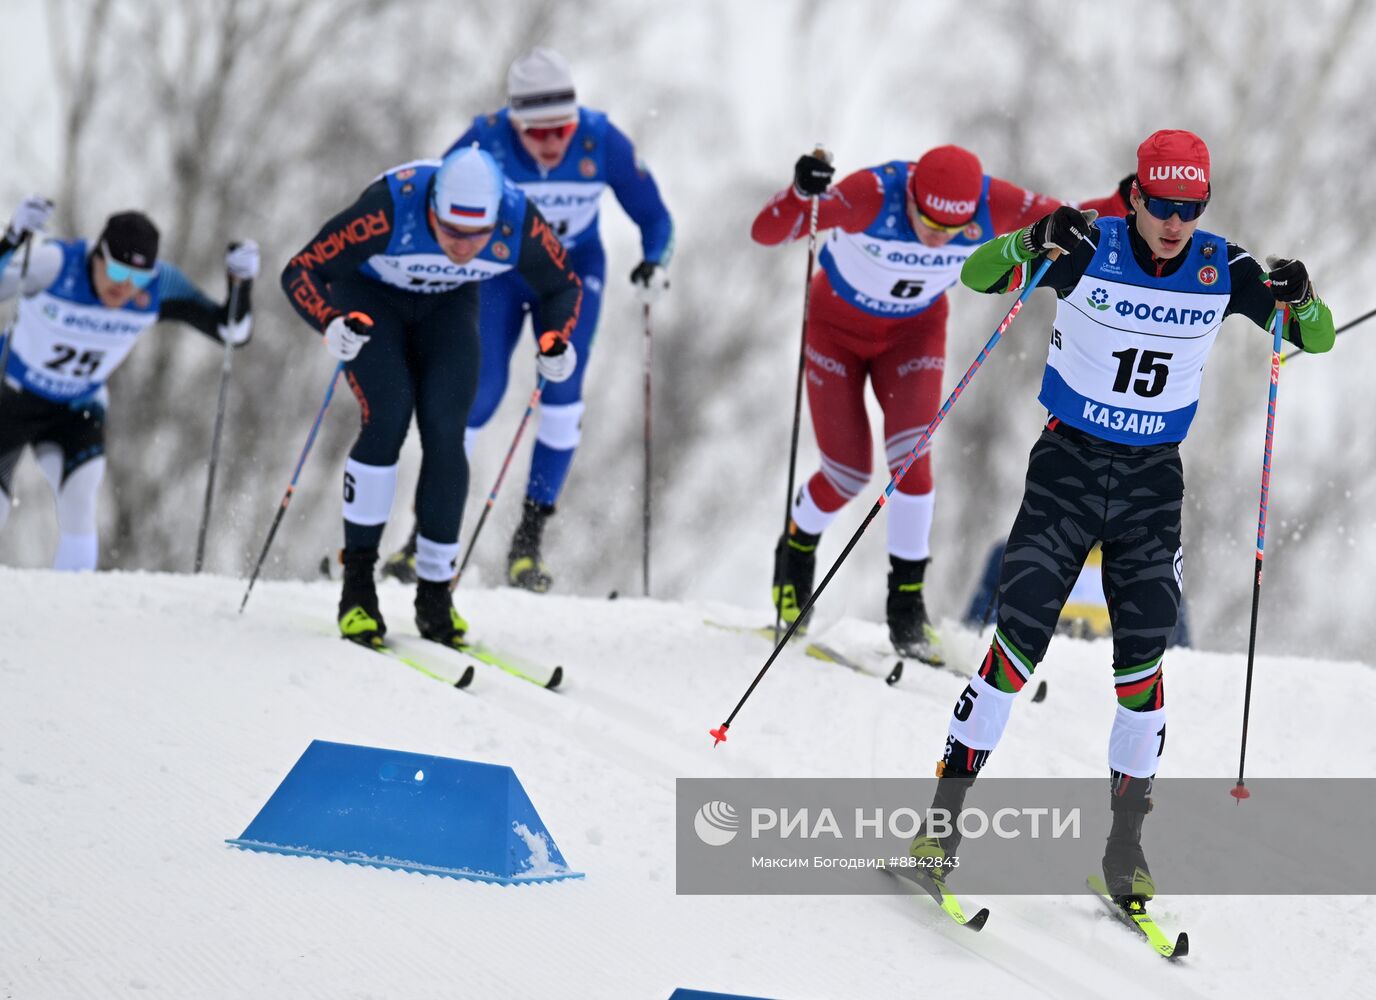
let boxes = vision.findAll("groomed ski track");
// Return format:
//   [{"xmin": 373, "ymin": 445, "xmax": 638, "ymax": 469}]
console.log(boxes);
[{"xmin": 2, "ymin": 567, "xmax": 1373, "ymax": 999}]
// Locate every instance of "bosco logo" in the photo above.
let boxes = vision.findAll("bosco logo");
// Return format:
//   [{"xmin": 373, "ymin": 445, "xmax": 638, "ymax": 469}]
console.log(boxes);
[
  {"xmin": 579, "ymin": 158, "xmax": 597, "ymax": 178},
  {"xmin": 491, "ymin": 242, "xmax": 510, "ymax": 261},
  {"xmin": 1197, "ymin": 265, "xmax": 1218, "ymax": 286}
]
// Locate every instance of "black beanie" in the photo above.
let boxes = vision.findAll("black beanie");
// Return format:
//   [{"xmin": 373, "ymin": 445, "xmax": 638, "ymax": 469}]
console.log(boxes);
[{"xmin": 98, "ymin": 211, "xmax": 159, "ymax": 268}]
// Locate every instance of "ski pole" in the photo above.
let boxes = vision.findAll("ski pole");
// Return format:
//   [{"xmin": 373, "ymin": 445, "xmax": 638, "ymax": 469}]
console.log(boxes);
[
  {"xmin": 194, "ymin": 277, "xmax": 242, "ymax": 573},
  {"xmin": 1231, "ymin": 304, "xmax": 1289, "ymax": 801},
  {"xmin": 642, "ymin": 302, "xmax": 653, "ymax": 597},
  {"xmin": 450, "ymin": 376, "xmax": 547, "ymax": 591},
  {"xmin": 1280, "ymin": 303, "xmax": 1376, "ymax": 363},
  {"xmin": 240, "ymin": 361, "xmax": 345, "ymax": 612},
  {"xmin": 0, "ymin": 234, "xmax": 34, "ymax": 416},
  {"xmin": 712, "ymin": 251, "xmax": 1062, "ymax": 746},
  {"xmin": 774, "ymin": 144, "xmax": 829, "ymax": 636}
]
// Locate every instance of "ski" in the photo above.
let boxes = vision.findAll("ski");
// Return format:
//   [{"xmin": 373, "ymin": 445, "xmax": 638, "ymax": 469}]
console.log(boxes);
[
  {"xmin": 705, "ymin": 620, "xmax": 902, "ymax": 683},
  {"xmin": 344, "ymin": 635, "xmax": 476, "ymax": 690},
  {"xmin": 1086, "ymin": 875, "xmax": 1188, "ymax": 960},
  {"xmin": 887, "ymin": 865, "xmax": 989, "ymax": 931},
  {"xmin": 457, "ymin": 638, "xmax": 563, "ymax": 690},
  {"xmin": 805, "ymin": 641, "xmax": 903, "ymax": 685}
]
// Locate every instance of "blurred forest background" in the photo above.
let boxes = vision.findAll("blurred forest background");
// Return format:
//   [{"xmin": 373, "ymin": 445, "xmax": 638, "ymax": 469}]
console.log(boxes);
[{"xmin": 2, "ymin": 0, "xmax": 1373, "ymax": 661}]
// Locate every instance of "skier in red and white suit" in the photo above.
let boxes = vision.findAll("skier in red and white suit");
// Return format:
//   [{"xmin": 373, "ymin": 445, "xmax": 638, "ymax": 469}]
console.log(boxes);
[{"xmin": 751, "ymin": 146, "xmax": 1127, "ymax": 662}]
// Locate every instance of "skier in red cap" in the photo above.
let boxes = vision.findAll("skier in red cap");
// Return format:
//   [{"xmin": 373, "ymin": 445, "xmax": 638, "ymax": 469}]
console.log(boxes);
[
  {"xmin": 751, "ymin": 146, "xmax": 1127, "ymax": 663},
  {"xmin": 910, "ymin": 129, "xmax": 1334, "ymax": 917}
]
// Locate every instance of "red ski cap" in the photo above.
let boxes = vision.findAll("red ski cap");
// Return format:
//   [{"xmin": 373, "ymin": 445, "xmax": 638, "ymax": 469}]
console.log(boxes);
[
  {"xmin": 910, "ymin": 145, "xmax": 983, "ymax": 226},
  {"xmin": 1136, "ymin": 129, "xmax": 1210, "ymax": 200}
]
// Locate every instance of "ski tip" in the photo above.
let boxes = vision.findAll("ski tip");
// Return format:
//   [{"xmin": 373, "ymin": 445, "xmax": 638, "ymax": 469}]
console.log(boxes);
[
  {"xmin": 545, "ymin": 666, "xmax": 564, "ymax": 690},
  {"xmin": 1031, "ymin": 680, "xmax": 1048, "ymax": 703},
  {"xmin": 453, "ymin": 665, "xmax": 476, "ymax": 690},
  {"xmin": 1171, "ymin": 932, "xmax": 1189, "ymax": 959},
  {"xmin": 885, "ymin": 661, "xmax": 904, "ymax": 685},
  {"xmin": 965, "ymin": 907, "xmax": 990, "ymax": 932},
  {"xmin": 709, "ymin": 724, "xmax": 729, "ymax": 747},
  {"xmin": 608, "ymin": 589, "xmax": 619, "ymax": 600}
]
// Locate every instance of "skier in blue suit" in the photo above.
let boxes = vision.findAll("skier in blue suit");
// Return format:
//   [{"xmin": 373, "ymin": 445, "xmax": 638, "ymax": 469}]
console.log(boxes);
[{"xmin": 384, "ymin": 47, "xmax": 673, "ymax": 592}]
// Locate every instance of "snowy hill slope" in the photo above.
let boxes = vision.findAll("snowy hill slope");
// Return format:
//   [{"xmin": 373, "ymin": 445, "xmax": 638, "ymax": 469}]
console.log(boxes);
[{"xmin": 2, "ymin": 568, "xmax": 1373, "ymax": 999}]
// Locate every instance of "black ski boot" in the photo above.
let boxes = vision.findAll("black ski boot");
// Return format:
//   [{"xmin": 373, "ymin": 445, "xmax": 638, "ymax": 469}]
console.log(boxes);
[
  {"xmin": 508, "ymin": 499, "xmax": 555, "ymax": 593},
  {"xmin": 338, "ymin": 547, "xmax": 386, "ymax": 647},
  {"xmin": 887, "ymin": 555, "xmax": 944, "ymax": 665},
  {"xmin": 1102, "ymin": 781, "xmax": 1156, "ymax": 904},
  {"xmin": 910, "ymin": 765, "xmax": 978, "ymax": 883},
  {"xmin": 415, "ymin": 579, "xmax": 470, "ymax": 647},
  {"xmin": 380, "ymin": 525, "xmax": 419, "ymax": 584},
  {"xmin": 772, "ymin": 521, "xmax": 819, "ymax": 631}
]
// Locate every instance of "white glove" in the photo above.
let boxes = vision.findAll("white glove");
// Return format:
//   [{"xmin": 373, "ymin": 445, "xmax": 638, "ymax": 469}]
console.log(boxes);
[
  {"xmin": 225, "ymin": 240, "xmax": 260, "ymax": 281},
  {"xmin": 324, "ymin": 312, "xmax": 373, "ymax": 361},
  {"xmin": 535, "ymin": 338, "xmax": 577, "ymax": 383},
  {"xmin": 218, "ymin": 314, "xmax": 253, "ymax": 347},
  {"xmin": 6, "ymin": 194, "xmax": 54, "ymax": 244},
  {"xmin": 629, "ymin": 260, "xmax": 669, "ymax": 305}
]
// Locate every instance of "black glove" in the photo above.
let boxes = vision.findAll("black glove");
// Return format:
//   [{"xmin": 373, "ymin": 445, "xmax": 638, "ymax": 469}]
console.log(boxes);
[
  {"xmin": 1023, "ymin": 206, "xmax": 1095, "ymax": 257},
  {"xmin": 793, "ymin": 153, "xmax": 834, "ymax": 197},
  {"xmin": 1265, "ymin": 256, "xmax": 1312, "ymax": 304},
  {"xmin": 629, "ymin": 260, "xmax": 669, "ymax": 303}
]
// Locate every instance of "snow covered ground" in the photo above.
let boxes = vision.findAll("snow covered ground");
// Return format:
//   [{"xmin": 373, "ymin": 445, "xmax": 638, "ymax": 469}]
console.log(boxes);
[{"xmin": 3, "ymin": 567, "xmax": 1373, "ymax": 999}]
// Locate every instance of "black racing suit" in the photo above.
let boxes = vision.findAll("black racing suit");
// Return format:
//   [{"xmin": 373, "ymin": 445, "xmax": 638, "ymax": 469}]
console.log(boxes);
[{"xmin": 279, "ymin": 178, "xmax": 581, "ymax": 555}]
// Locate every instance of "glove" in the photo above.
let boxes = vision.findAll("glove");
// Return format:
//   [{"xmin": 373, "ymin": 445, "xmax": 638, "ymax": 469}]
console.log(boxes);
[
  {"xmin": 629, "ymin": 260, "xmax": 669, "ymax": 304},
  {"xmin": 5, "ymin": 194, "xmax": 54, "ymax": 244},
  {"xmin": 225, "ymin": 240, "xmax": 260, "ymax": 281},
  {"xmin": 793, "ymin": 152, "xmax": 834, "ymax": 197},
  {"xmin": 218, "ymin": 314, "xmax": 253, "ymax": 348},
  {"xmin": 535, "ymin": 332, "xmax": 577, "ymax": 384},
  {"xmin": 1265, "ymin": 256, "xmax": 1312, "ymax": 304},
  {"xmin": 1022, "ymin": 206, "xmax": 1098, "ymax": 257},
  {"xmin": 324, "ymin": 311, "xmax": 373, "ymax": 361}
]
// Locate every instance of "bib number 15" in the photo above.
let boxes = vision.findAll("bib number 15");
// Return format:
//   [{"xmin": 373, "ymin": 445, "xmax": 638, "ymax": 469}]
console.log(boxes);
[{"xmin": 1110, "ymin": 347, "xmax": 1173, "ymax": 398}]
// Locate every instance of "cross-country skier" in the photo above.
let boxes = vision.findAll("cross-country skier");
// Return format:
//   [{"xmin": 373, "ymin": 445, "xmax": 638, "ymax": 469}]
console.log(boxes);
[
  {"xmin": 0, "ymin": 197, "xmax": 258, "ymax": 570},
  {"xmin": 751, "ymin": 146, "xmax": 1128, "ymax": 663},
  {"xmin": 280, "ymin": 147, "xmax": 582, "ymax": 647},
  {"xmin": 911, "ymin": 129, "xmax": 1334, "ymax": 907},
  {"xmin": 381, "ymin": 46, "xmax": 673, "ymax": 592}
]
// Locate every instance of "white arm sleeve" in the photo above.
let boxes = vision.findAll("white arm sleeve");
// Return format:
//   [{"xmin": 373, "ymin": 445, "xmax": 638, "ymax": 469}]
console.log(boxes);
[{"xmin": 0, "ymin": 240, "xmax": 64, "ymax": 302}]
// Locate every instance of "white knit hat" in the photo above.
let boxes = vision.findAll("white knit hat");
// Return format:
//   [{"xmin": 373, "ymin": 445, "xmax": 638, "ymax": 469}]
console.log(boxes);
[
  {"xmin": 507, "ymin": 47, "xmax": 577, "ymax": 125},
  {"xmin": 431, "ymin": 146, "xmax": 503, "ymax": 229}
]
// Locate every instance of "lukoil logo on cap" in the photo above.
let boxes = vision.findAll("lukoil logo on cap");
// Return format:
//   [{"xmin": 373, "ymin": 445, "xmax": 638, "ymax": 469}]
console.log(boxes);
[
  {"xmin": 1146, "ymin": 165, "xmax": 1208, "ymax": 184},
  {"xmin": 924, "ymin": 195, "xmax": 976, "ymax": 217}
]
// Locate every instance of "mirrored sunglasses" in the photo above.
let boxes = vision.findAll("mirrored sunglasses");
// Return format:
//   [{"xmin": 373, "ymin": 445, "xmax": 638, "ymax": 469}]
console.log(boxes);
[{"xmin": 101, "ymin": 243, "xmax": 156, "ymax": 288}]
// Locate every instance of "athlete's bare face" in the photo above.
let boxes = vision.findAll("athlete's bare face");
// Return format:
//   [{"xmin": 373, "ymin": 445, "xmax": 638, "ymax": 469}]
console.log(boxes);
[
  {"xmin": 1131, "ymin": 190, "xmax": 1201, "ymax": 260},
  {"xmin": 515, "ymin": 117, "xmax": 578, "ymax": 169}
]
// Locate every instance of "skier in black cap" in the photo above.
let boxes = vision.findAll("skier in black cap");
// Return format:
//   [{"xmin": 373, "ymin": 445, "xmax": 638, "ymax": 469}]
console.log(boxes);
[{"xmin": 0, "ymin": 196, "xmax": 259, "ymax": 570}]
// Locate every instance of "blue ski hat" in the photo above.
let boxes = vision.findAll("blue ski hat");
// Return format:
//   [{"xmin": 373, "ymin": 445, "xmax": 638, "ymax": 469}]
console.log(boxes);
[{"xmin": 431, "ymin": 145, "xmax": 503, "ymax": 229}]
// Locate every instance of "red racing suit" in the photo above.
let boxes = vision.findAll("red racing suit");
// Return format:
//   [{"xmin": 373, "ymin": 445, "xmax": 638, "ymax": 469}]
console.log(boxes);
[{"xmin": 751, "ymin": 164, "xmax": 1126, "ymax": 559}]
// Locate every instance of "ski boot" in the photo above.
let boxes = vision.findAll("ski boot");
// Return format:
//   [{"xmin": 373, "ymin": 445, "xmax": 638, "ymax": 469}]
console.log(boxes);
[
  {"xmin": 771, "ymin": 522, "xmax": 819, "ymax": 632},
  {"xmin": 508, "ymin": 499, "xmax": 555, "ymax": 593},
  {"xmin": 415, "ymin": 579, "xmax": 470, "ymax": 648},
  {"xmin": 1102, "ymin": 804, "xmax": 1156, "ymax": 906},
  {"xmin": 380, "ymin": 525, "xmax": 419, "ymax": 584},
  {"xmin": 887, "ymin": 555, "xmax": 944, "ymax": 666},
  {"xmin": 909, "ymin": 767, "xmax": 977, "ymax": 884},
  {"xmin": 338, "ymin": 547, "xmax": 386, "ymax": 647}
]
